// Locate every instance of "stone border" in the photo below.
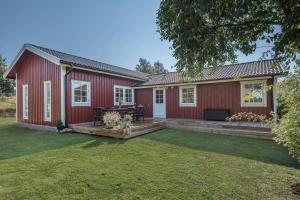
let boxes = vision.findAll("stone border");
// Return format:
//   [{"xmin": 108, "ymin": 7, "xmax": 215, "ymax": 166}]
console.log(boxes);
[{"xmin": 15, "ymin": 122, "xmax": 57, "ymax": 132}]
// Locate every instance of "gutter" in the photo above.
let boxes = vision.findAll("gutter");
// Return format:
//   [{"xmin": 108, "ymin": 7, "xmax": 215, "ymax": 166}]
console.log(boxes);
[{"xmin": 64, "ymin": 66, "xmax": 74, "ymax": 127}]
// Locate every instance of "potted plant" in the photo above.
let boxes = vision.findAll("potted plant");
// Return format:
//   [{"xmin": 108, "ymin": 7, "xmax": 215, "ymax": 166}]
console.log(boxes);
[
  {"xmin": 103, "ymin": 112, "xmax": 121, "ymax": 129},
  {"xmin": 118, "ymin": 98, "xmax": 123, "ymax": 109},
  {"xmin": 121, "ymin": 114, "xmax": 133, "ymax": 135},
  {"xmin": 56, "ymin": 119, "xmax": 65, "ymax": 133}
]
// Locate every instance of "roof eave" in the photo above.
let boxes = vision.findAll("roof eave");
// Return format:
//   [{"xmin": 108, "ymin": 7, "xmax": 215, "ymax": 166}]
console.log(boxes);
[
  {"xmin": 3, "ymin": 44, "xmax": 60, "ymax": 79},
  {"xmin": 133, "ymin": 75, "xmax": 280, "ymax": 88},
  {"xmin": 60, "ymin": 61, "xmax": 148, "ymax": 82}
]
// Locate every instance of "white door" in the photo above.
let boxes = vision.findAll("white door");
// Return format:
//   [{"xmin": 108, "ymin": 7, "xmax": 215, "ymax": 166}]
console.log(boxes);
[{"xmin": 153, "ymin": 88, "xmax": 166, "ymax": 118}]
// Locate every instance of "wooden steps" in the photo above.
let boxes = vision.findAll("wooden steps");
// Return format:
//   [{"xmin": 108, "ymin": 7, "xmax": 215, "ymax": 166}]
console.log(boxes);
[{"xmin": 164, "ymin": 119, "xmax": 275, "ymax": 140}]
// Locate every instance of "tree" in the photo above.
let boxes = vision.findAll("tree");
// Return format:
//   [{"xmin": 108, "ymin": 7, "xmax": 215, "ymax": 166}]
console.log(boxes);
[
  {"xmin": 157, "ymin": 0, "xmax": 299, "ymax": 74},
  {"xmin": 135, "ymin": 58, "xmax": 153, "ymax": 74},
  {"xmin": 136, "ymin": 58, "xmax": 168, "ymax": 74},
  {"xmin": 0, "ymin": 55, "xmax": 14, "ymax": 96},
  {"xmin": 274, "ymin": 63, "xmax": 300, "ymax": 161},
  {"xmin": 153, "ymin": 61, "xmax": 168, "ymax": 74}
]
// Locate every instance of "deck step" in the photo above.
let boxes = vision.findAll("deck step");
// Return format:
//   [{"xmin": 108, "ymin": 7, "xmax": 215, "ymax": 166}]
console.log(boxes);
[
  {"xmin": 126, "ymin": 125, "xmax": 165, "ymax": 139},
  {"xmin": 165, "ymin": 119, "xmax": 271, "ymax": 131},
  {"xmin": 165, "ymin": 123, "xmax": 275, "ymax": 140}
]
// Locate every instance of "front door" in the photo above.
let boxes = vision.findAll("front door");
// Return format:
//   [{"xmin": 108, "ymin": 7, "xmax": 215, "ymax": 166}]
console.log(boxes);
[{"xmin": 153, "ymin": 88, "xmax": 166, "ymax": 118}]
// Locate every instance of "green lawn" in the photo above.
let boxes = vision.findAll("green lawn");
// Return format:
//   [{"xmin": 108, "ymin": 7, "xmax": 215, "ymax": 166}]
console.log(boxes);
[
  {"xmin": 0, "ymin": 118, "xmax": 299, "ymax": 200},
  {"xmin": 0, "ymin": 96, "xmax": 15, "ymax": 110}
]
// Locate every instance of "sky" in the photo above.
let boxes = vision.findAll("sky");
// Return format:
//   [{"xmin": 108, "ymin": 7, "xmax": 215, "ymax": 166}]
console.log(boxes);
[{"xmin": 0, "ymin": 0, "xmax": 272, "ymax": 71}]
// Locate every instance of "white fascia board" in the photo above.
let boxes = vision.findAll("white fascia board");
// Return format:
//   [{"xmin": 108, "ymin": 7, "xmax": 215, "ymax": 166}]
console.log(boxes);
[{"xmin": 4, "ymin": 44, "xmax": 60, "ymax": 79}]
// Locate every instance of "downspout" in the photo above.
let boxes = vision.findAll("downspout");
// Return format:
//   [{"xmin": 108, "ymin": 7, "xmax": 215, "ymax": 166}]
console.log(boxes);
[
  {"xmin": 273, "ymin": 75, "xmax": 278, "ymax": 114},
  {"xmin": 64, "ymin": 66, "xmax": 74, "ymax": 127}
]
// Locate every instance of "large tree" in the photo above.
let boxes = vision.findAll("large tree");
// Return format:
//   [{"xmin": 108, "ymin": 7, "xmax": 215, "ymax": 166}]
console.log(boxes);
[
  {"xmin": 135, "ymin": 58, "xmax": 154, "ymax": 74},
  {"xmin": 136, "ymin": 58, "xmax": 168, "ymax": 74},
  {"xmin": 0, "ymin": 55, "xmax": 14, "ymax": 96},
  {"xmin": 157, "ymin": 0, "xmax": 299, "ymax": 74},
  {"xmin": 153, "ymin": 61, "xmax": 168, "ymax": 74}
]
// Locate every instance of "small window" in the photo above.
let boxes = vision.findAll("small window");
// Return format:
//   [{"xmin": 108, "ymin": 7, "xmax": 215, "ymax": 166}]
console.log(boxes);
[
  {"xmin": 44, "ymin": 81, "xmax": 51, "ymax": 121},
  {"xmin": 155, "ymin": 89, "xmax": 164, "ymax": 104},
  {"xmin": 179, "ymin": 85, "xmax": 197, "ymax": 107},
  {"xmin": 23, "ymin": 84, "xmax": 29, "ymax": 119},
  {"xmin": 241, "ymin": 80, "xmax": 267, "ymax": 107},
  {"xmin": 71, "ymin": 80, "xmax": 91, "ymax": 106},
  {"xmin": 114, "ymin": 86, "xmax": 134, "ymax": 105}
]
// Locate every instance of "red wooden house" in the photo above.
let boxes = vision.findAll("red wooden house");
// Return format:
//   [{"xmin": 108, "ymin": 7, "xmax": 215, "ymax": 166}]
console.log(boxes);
[{"xmin": 4, "ymin": 44, "xmax": 287, "ymax": 128}]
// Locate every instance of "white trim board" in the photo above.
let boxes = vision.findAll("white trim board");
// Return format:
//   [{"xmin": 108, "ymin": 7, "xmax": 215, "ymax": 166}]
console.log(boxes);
[
  {"xmin": 240, "ymin": 80, "xmax": 267, "ymax": 107},
  {"xmin": 60, "ymin": 66, "xmax": 66, "ymax": 125},
  {"xmin": 179, "ymin": 85, "xmax": 197, "ymax": 107}
]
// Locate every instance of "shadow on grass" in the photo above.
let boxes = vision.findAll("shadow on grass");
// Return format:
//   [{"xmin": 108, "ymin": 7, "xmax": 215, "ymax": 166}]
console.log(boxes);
[
  {"xmin": 0, "ymin": 124, "xmax": 121, "ymax": 160},
  {"xmin": 142, "ymin": 129, "xmax": 300, "ymax": 168}
]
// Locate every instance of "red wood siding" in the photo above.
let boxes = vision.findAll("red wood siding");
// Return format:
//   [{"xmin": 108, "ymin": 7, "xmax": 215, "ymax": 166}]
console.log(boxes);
[
  {"xmin": 135, "ymin": 88, "xmax": 153, "ymax": 117},
  {"xmin": 16, "ymin": 51, "xmax": 61, "ymax": 126},
  {"xmin": 66, "ymin": 69, "xmax": 137, "ymax": 124},
  {"xmin": 166, "ymin": 79, "xmax": 273, "ymax": 119}
]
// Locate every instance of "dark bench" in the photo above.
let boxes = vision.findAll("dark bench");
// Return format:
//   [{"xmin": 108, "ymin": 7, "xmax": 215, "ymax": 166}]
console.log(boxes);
[{"xmin": 204, "ymin": 109, "xmax": 230, "ymax": 121}]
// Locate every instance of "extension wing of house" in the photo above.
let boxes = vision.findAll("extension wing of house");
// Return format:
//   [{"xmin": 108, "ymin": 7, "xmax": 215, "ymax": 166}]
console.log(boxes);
[{"xmin": 4, "ymin": 44, "xmax": 287, "ymax": 127}]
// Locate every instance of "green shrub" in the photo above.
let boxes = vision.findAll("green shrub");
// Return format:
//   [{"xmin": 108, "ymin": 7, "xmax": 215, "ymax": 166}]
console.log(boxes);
[{"xmin": 274, "ymin": 64, "xmax": 300, "ymax": 162}]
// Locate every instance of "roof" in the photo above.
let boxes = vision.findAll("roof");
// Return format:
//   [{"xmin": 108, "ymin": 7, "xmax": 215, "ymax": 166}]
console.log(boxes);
[
  {"xmin": 5, "ymin": 44, "xmax": 149, "ymax": 80},
  {"xmin": 136, "ymin": 60, "xmax": 287, "ymax": 87}
]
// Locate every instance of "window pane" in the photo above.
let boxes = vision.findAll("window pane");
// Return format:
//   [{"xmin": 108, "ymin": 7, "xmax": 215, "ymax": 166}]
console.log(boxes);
[
  {"xmin": 243, "ymin": 83, "xmax": 264, "ymax": 104},
  {"xmin": 125, "ymin": 89, "xmax": 132, "ymax": 103},
  {"xmin": 181, "ymin": 87, "xmax": 195, "ymax": 104}
]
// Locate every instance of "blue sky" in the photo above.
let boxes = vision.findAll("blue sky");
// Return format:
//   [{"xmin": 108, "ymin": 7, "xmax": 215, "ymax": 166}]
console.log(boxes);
[{"xmin": 0, "ymin": 0, "xmax": 271, "ymax": 71}]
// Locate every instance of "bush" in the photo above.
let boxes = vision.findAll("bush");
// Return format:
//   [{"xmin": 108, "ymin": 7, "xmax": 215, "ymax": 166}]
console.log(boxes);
[
  {"xmin": 226, "ymin": 112, "xmax": 267, "ymax": 122},
  {"xmin": 274, "ymin": 64, "xmax": 300, "ymax": 162},
  {"xmin": 103, "ymin": 112, "xmax": 121, "ymax": 128}
]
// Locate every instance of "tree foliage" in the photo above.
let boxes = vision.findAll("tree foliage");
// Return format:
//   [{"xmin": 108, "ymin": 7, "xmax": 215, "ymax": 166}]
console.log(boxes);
[
  {"xmin": 135, "ymin": 58, "xmax": 168, "ymax": 74},
  {"xmin": 274, "ymin": 63, "xmax": 300, "ymax": 161},
  {"xmin": 157, "ymin": 0, "xmax": 300, "ymax": 75},
  {"xmin": 153, "ymin": 61, "xmax": 168, "ymax": 74},
  {"xmin": 0, "ymin": 55, "xmax": 14, "ymax": 96}
]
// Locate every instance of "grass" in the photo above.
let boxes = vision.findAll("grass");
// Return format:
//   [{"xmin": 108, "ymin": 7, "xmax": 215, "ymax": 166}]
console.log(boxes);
[
  {"xmin": 0, "ymin": 118, "xmax": 299, "ymax": 199},
  {"xmin": 0, "ymin": 96, "xmax": 15, "ymax": 109}
]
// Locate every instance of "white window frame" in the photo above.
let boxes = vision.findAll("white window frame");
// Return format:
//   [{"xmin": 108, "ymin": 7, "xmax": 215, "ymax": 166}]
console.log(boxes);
[
  {"xmin": 22, "ymin": 84, "xmax": 28, "ymax": 119},
  {"xmin": 179, "ymin": 85, "xmax": 197, "ymax": 107},
  {"xmin": 114, "ymin": 85, "xmax": 134, "ymax": 106},
  {"xmin": 44, "ymin": 81, "xmax": 51, "ymax": 121},
  {"xmin": 240, "ymin": 80, "xmax": 267, "ymax": 107},
  {"xmin": 71, "ymin": 80, "xmax": 91, "ymax": 107}
]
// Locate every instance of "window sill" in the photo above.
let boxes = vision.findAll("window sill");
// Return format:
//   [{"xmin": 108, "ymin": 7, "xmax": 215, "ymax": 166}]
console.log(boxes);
[
  {"xmin": 72, "ymin": 103, "xmax": 91, "ymax": 107},
  {"xmin": 179, "ymin": 103, "xmax": 197, "ymax": 107},
  {"xmin": 241, "ymin": 104, "xmax": 267, "ymax": 107}
]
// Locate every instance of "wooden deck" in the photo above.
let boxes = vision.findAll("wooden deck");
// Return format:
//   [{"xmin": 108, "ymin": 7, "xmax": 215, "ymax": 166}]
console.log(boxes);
[{"xmin": 69, "ymin": 119, "xmax": 165, "ymax": 139}]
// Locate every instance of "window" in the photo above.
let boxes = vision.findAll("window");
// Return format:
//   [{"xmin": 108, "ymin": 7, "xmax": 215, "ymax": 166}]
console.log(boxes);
[
  {"xmin": 240, "ymin": 80, "xmax": 267, "ymax": 107},
  {"xmin": 179, "ymin": 85, "xmax": 197, "ymax": 107},
  {"xmin": 114, "ymin": 85, "xmax": 134, "ymax": 105},
  {"xmin": 44, "ymin": 81, "xmax": 51, "ymax": 121},
  {"xmin": 71, "ymin": 80, "xmax": 91, "ymax": 106},
  {"xmin": 155, "ymin": 89, "xmax": 164, "ymax": 104},
  {"xmin": 22, "ymin": 84, "xmax": 28, "ymax": 119}
]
